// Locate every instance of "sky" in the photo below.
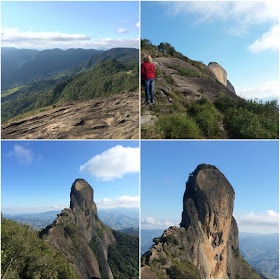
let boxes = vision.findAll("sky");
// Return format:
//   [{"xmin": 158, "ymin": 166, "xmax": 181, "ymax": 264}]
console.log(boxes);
[
  {"xmin": 1, "ymin": 141, "xmax": 140, "ymax": 214},
  {"xmin": 1, "ymin": 1, "xmax": 139, "ymax": 49},
  {"xmin": 141, "ymin": 1, "xmax": 280, "ymax": 101},
  {"xmin": 141, "ymin": 141, "xmax": 279, "ymax": 234}
]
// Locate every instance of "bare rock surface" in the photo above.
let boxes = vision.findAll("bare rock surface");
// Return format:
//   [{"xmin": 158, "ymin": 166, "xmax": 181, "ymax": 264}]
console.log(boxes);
[
  {"xmin": 2, "ymin": 91, "xmax": 139, "ymax": 139},
  {"xmin": 41, "ymin": 179, "xmax": 115, "ymax": 279},
  {"xmin": 141, "ymin": 164, "xmax": 261, "ymax": 279}
]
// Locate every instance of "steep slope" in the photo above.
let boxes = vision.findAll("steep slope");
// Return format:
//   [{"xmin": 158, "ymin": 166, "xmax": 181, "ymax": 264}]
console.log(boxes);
[
  {"xmin": 141, "ymin": 164, "xmax": 261, "ymax": 279},
  {"xmin": 2, "ymin": 91, "xmax": 139, "ymax": 139},
  {"xmin": 40, "ymin": 179, "xmax": 116, "ymax": 279}
]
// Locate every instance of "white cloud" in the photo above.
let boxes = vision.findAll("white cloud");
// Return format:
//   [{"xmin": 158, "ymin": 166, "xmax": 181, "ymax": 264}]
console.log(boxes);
[
  {"xmin": 9, "ymin": 144, "xmax": 34, "ymax": 164},
  {"xmin": 163, "ymin": 1, "xmax": 279, "ymax": 39},
  {"xmin": 117, "ymin": 27, "xmax": 127, "ymax": 34},
  {"xmin": 96, "ymin": 196, "xmax": 139, "ymax": 209},
  {"xmin": 80, "ymin": 145, "xmax": 140, "ymax": 181},
  {"xmin": 237, "ymin": 80, "xmax": 280, "ymax": 100},
  {"xmin": 165, "ymin": 1, "xmax": 279, "ymax": 25},
  {"xmin": 2, "ymin": 27, "xmax": 90, "ymax": 42},
  {"xmin": 136, "ymin": 22, "xmax": 140, "ymax": 28},
  {"xmin": 1, "ymin": 28, "xmax": 139, "ymax": 49},
  {"xmin": 249, "ymin": 24, "xmax": 280, "ymax": 52},
  {"xmin": 142, "ymin": 217, "xmax": 180, "ymax": 229},
  {"xmin": 234, "ymin": 210, "xmax": 279, "ymax": 234}
]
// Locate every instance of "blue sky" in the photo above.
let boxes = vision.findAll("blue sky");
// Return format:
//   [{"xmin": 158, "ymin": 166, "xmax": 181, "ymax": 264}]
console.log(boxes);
[
  {"xmin": 1, "ymin": 1, "xmax": 139, "ymax": 49},
  {"xmin": 141, "ymin": 141, "xmax": 279, "ymax": 234},
  {"xmin": 141, "ymin": 1, "xmax": 279, "ymax": 100},
  {"xmin": 1, "ymin": 141, "xmax": 139, "ymax": 214}
]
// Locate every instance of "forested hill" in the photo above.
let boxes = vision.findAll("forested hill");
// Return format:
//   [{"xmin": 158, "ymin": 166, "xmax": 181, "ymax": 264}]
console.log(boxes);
[{"xmin": 1, "ymin": 48, "xmax": 139, "ymax": 123}]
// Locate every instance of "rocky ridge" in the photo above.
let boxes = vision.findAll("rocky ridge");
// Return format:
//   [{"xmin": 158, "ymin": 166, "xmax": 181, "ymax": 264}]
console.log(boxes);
[
  {"xmin": 141, "ymin": 164, "xmax": 261, "ymax": 279},
  {"xmin": 40, "ymin": 179, "xmax": 116, "ymax": 279}
]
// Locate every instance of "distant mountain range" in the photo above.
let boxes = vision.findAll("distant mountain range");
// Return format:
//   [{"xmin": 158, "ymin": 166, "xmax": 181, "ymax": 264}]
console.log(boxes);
[
  {"xmin": 1, "ymin": 47, "xmax": 139, "ymax": 123},
  {"xmin": 239, "ymin": 233, "xmax": 279, "ymax": 279},
  {"xmin": 3, "ymin": 207, "xmax": 139, "ymax": 231},
  {"xmin": 141, "ymin": 229, "xmax": 279, "ymax": 279}
]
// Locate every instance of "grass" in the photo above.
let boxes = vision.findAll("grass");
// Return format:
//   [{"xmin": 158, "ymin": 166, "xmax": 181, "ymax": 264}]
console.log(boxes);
[
  {"xmin": 168, "ymin": 65, "xmax": 215, "ymax": 81},
  {"xmin": 2, "ymin": 86, "xmax": 26, "ymax": 97},
  {"xmin": 155, "ymin": 114, "xmax": 201, "ymax": 139}
]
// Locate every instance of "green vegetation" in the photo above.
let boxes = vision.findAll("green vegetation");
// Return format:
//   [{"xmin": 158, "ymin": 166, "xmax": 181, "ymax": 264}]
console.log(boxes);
[
  {"xmin": 215, "ymin": 94, "xmax": 279, "ymax": 139},
  {"xmin": 153, "ymin": 114, "xmax": 201, "ymax": 139},
  {"xmin": 142, "ymin": 97, "xmax": 222, "ymax": 139},
  {"xmin": 168, "ymin": 65, "xmax": 214, "ymax": 81},
  {"xmin": 108, "ymin": 230, "xmax": 139, "ymax": 279},
  {"xmin": 2, "ymin": 58, "xmax": 138, "ymax": 123},
  {"xmin": 1, "ymin": 216, "xmax": 78, "ymax": 279}
]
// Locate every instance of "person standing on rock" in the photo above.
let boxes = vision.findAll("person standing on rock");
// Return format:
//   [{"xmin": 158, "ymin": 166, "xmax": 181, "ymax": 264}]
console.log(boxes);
[{"xmin": 141, "ymin": 55, "xmax": 155, "ymax": 105}]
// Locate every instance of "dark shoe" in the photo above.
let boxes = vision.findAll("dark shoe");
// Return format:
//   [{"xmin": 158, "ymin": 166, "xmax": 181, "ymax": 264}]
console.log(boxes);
[
  {"xmin": 145, "ymin": 100, "xmax": 151, "ymax": 105},
  {"xmin": 150, "ymin": 99, "xmax": 155, "ymax": 104}
]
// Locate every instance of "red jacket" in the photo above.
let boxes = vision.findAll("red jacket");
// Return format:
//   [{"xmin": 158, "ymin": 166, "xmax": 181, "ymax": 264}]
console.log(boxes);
[{"xmin": 141, "ymin": 62, "xmax": 155, "ymax": 80}]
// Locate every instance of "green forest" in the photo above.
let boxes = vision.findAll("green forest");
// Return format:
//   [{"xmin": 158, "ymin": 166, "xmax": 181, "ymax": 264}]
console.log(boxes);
[
  {"xmin": 108, "ymin": 230, "xmax": 139, "ymax": 279},
  {"xmin": 1, "ymin": 216, "xmax": 78, "ymax": 279}
]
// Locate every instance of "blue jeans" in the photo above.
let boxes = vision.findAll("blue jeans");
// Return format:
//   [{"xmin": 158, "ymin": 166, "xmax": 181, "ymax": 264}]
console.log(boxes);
[{"xmin": 144, "ymin": 79, "xmax": 154, "ymax": 102}]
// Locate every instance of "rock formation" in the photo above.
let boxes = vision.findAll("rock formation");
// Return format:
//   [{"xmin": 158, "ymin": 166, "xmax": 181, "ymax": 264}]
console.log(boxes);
[
  {"xmin": 40, "ymin": 179, "xmax": 116, "ymax": 279},
  {"xmin": 141, "ymin": 164, "xmax": 261, "ymax": 279},
  {"xmin": 208, "ymin": 62, "xmax": 227, "ymax": 87}
]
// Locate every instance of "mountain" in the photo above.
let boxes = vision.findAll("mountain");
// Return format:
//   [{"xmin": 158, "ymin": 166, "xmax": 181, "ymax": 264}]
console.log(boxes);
[
  {"xmin": 239, "ymin": 233, "xmax": 279, "ymax": 279},
  {"xmin": 39, "ymin": 179, "xmax": 138, "ymax": 279},
  {"xmin": 1, "ymin": 47, "xmax": 139, "ymax": 139},
  {"xmin": 141, "ymin": 40, "xmax": 279, "ymax": 139},
  {"xmin": 120, "ymin": 227, "xmax": 139, "ymax": 236},
  {"xmin": 98, "ymin": 208, "xmax": 139, "ymax": 230},
  {"xmin": 2, "ymin": 211, "xmax": 59, "ymax": 229},
  {"xmin": 1, "ymin": 47, "xmax": 101, "ymax": 89},
  {"xmin": 141, "ymin": 164, "xmax": 261, "ymax": 279}
]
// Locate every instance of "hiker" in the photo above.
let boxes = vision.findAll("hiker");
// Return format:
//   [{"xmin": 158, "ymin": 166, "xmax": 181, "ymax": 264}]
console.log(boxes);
[{"xmin": 141, "ymin": 55, "xmax": 155, "ymax": 105}]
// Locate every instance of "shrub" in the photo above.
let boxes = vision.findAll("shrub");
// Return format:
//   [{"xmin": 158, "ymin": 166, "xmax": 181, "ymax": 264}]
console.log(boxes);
[
  {"xmin": 155, "ymin": 114, "xmax": 200, "ymax": 139},
  {"xmin": 188, "ymin": 98, "xmax": 221, "ymax": 138}
]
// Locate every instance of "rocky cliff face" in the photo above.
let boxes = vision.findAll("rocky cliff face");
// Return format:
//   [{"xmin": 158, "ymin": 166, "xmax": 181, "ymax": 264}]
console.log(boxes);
[
  {"xmin": 41, "ymin": 179, "xmax": 116, "ymax": 279},
  {"xmin": 141, "ymin": 164, "xmax": 261, "ymax": 279},
  {"xmin": 208, "ymin": 62, "xmax": 227, "ymax": 87}
]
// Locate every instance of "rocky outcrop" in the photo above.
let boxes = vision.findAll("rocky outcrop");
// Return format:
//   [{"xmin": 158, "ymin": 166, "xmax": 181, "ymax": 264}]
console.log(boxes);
[
  {"xmin": 41, "ymin": 179, "xmax": 116, "ymax": 279},
  {"xmin": 2, "ymin": 91, "xmax": 139, "ymax": 140},
  {"xmin": 141, "ymin": 164, "xmax": 261, "ymax": 279},
  {"xmin": 208, "ymin": 62, "xmax": 227, "ymax": 86}
]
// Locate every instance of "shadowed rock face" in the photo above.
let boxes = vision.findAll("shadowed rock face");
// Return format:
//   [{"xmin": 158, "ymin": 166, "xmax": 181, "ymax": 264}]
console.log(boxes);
[
  {"xmin": 70, "ymin": 179, "xmax": 98, "ymax": 242},
  {"xmin": 41, "ymin": 179, "xmax": 115, "ymax": 279},
  {"xmin": 141, "ymin": 165, "xmax": 261, "ymax": 279}
]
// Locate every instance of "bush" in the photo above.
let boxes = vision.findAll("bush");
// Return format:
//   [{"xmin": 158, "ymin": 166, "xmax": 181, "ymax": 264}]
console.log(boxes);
[
  {"xmin": 155, "ymin": 114, "xmax": 200, "ymax": 139},
  {"xmin": 188, "ymin": 98, "xmax": 221, "ymax": 138}
]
